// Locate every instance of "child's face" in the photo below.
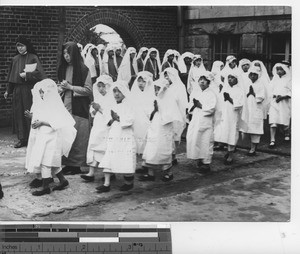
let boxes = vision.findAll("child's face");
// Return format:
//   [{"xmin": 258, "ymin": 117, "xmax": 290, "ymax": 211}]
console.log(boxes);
[
  {"xmin": 249, "ymin": 72, "xmax": 259, "ymax": 83},
  {"xmin": 91, "ymin": 48, "xmax": 98, "ymax": 57},
  {"xmin": 276, "ymin": 66, "xmax": 286, "ymax": 77},
  {"xmin": 220, "ymin": 64, "xmax": 224, "ymax": 71},
  {"xmin": 184, "ymin": 57, "xmax": 192, "ymax": 66},
  {"xmin": 97, "ymin": 82, "xmax": 107, "ymax": 96},
  {"xmin": 16, "ymin": 42, "xmax": 27, "ymax": 55},
  {"xmin": 229, "ymin": 60, "xmax": 237, "ymax": 69},
  {"xmin": 228, "ymin": 75, "xmax": 238, "ymax": 87},
  {"xmin": 242, "ymin": 64, "xmax": 250, "ymax": 73},
  {"xmin": 168, "ymin": 54, "xmax": 175, "ymax": 62},
  {"xmin": 100, "ymin": 49, "xmax": 105, "ymax": 56},
  {"xmin": 194, "ymin": 59, "xmax": 202, "ymax": 67},
  {"xmin": 113, "ymin": 87, "xmax": 125, "ymax": 103},
  {"xmin": 115, "ymin": 49, "xmax": 122, "ymax": 56},
  {"xmin": 108, "ymin": 50, "xmax": 114, "ymax": 58},
  {"xmin": 142, "ymin": 50, "xmax": 148, "ymax": 59},
  {"xmin": 199, "ymin": 77, "xmax": 210, "ymax": 91},
  {"xmin": 63, "ymin": 48, "xmax": 71, "ymax": 63},
  {"xmin": 154, "ymin": 85, "xmax": 161, "ymax": 96},
  {"xmin": 39, "ymin": 88, "xmax": 44, "ymax": 100},
  {"xmin": 137, "ymin": 77, "xmax": 146, "ymax": 91},
  {"xmin": 150, "ymin": 51, "xmax": 157, "ymax": 59},
  {"xmin": 130, "ymin": 52, "xmax": 136, "ymax": 60}
]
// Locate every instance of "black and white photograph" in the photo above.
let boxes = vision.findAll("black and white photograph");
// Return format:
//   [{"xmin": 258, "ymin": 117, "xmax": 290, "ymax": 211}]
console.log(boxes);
[{"xmin": 0, "ymin": 2, "xmax": 298, "ymax": 253}]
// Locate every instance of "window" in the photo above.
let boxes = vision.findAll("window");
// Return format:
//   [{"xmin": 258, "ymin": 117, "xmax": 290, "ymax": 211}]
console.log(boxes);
[
  {"xmin": 264, "ymin": 33, "xmax": 291, "ymax": 73},
  {"xmin": 212, "ymin": 35, "xmax": 241, "ymax": 63}
]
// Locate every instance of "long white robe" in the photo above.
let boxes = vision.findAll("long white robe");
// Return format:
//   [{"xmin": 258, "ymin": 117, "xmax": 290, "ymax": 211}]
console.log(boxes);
[
  {"xmin": 86, "ymin": 86, "xmax": 115, "ymax": 166},
  {"xmin": 164, "ymin": 68, "xmax": 188, "ymax": 142},
  {"xmin": 100, "ymin": 99, "xmax": 136, "ymax": 174},
  {"xmin": 240, "ymin": 79, "xmax": 265, "ymax": 135},
  {"xmin": 215, "ymin": 85, "xmax": 244, "ymax": 146},
  {"xmin": 269, "ymin": 74, "xmax": 291, "ymax": 126},
  {"xmin": 142, "ymin": 82, "xmax": 175, "ymax": 165},
  {"xmin": 26, "ymin": 79, "xmax": 76, "ymax": 173},
  {"xmin": 186, "ymin": 88, "xmax": 216, "ymax": 161},
  {"xmin": 130, "ymin": 72, "xmax": 155, "ymax": 154}
]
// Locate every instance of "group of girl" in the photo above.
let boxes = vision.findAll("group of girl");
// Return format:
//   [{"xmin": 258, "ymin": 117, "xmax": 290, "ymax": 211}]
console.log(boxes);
[{"xmin": 2, "ymin": 36, "xmax": 291, "ymax": 198}]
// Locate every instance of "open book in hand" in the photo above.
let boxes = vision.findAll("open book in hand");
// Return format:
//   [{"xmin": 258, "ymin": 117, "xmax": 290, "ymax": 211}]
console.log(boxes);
[{"xmin": 24, "ymin": 63, "xmax": 37, "ymax": 72}]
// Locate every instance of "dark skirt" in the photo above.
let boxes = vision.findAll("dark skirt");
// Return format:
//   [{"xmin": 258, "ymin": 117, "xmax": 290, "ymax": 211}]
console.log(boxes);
[
  {"xmin": 62, "ymin": 115, "xmax": 90, "ymax": 167},
  {"xmin": 12, "ymin": 83, "xmax": 32, "ymax": 141}
]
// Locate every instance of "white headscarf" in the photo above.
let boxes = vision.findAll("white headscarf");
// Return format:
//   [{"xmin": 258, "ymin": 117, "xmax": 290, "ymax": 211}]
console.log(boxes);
[
  {"xmin": 112, "ymin": 79, "xmax": 131, "ymax": 99},
  {"xmin": 173, "ymin": 50, "xmax": 180, "ymax": 64},
  {"xmin": 178, "ymin": 52, "xmax": 194, "ymax": 73},
  {"xmin": 31, "ymin": 79, "xmax": 76, "ymax": 157},
  {"xmin": 270, "ymin": 63, "xmax": 291, "ymax": 96},
  {"xmin": 187, "ymin": 54, "xmax": 207, "ymax": 94},
  {"xmin": 238, "ymin": 59, "xmax": 251, "ymax": 74},
  {"xmin": 162, "ymin": 49, "xmax": 176, "ymax": 67},
  {"xmin": 102, "ymin": 44, "xmax": 118, "ymax": 74},
  {"xmin": 82, "ymin": 43, "xmax": 94, "ymax": 59},
  {"xmin": 84, "ymin": 45, "xmax": 98, "ymax": 78},
  {"xmin": 163, "ymin": 67, "xmax": 188, "ymax": 123},
  {"xmin": 117, "ymin": 47, "xmax": 138, "ymax": 84},
  {"xmin": 130, "ymin": 71, "xmax": 155, "ymax": 108},
  {"xmin": 92, "ymin": 75, "xmax": 115, "ymax": 109},
  {"xmin": 136, "ymin": 47, "xmax": 149, "ymax": 63},
  {"xmin": 143, "ymin": 47, "xmax": 162, "ymax": 73}
]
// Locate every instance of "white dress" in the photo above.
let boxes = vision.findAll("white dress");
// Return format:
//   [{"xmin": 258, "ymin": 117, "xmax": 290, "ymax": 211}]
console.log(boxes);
[
  {"xmin": 86, "ymin": 96, "xmax": 114, "ymax": 166},
  {"xmin": 186, "ymin": 88, "xmax": 216, "ymax": 160},
  {"xmin": 100, "ymin": 99, "xmax": 136, "ymax": 174},
  {"xmin": 240, "ymin": 79, "xmax": 265, "ymax": 135},
  {"xmin": 269, "ymin": 75, "xmax": 291, "ymax": 126},
  {"xmin": 215, "ymin": 85, "xmax": 244, "ymax": 146}
]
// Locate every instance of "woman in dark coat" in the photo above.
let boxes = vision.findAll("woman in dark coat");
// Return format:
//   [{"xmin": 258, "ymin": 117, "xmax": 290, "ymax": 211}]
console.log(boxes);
[
  {"xmin": 4, "ymin": 36, "xmax": 46, "ymax": 148},
  {"xmin": 57, "ymin": 41, "xmax": 93, "ymax": 175}
]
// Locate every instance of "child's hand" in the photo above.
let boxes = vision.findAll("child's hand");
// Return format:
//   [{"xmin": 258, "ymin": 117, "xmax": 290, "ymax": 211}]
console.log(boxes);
[
  {"xmin": 32, "ymin": 120, "xmax": 43, "ymax": 129},
  {"xmin": 111, "ymin": 110, "xmax": 120, "ymax": 121},
  {"xmin": 193, "ymin": 99, "xmax": 202, "ymax": 109},
  {"xmin": 276, "ymin": 95, "xmax": 282, "ymax": 103},
  {"xmin": 91, "ymin": 102, "xmax": 101, "ymax": 112},
  {"xmin": 24, "ymin": 110, "xmax": 33, "ymax": 119}
]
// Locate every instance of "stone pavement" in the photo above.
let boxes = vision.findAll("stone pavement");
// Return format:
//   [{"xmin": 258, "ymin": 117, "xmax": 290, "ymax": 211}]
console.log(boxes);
[{"xmin": 0, "ymin": 127, "xmax": 291, "ymax": 221}]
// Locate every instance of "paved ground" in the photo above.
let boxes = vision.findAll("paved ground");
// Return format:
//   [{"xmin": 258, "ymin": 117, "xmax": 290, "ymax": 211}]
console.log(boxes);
[{"xmin": 0, "ymin": 126, "xmax": 291, "ymax": 222}]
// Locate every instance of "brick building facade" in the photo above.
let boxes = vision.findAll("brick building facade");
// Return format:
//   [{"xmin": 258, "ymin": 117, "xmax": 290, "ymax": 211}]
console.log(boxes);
[
  {"xmin": 0, "ymin": 6, "xmax": 292, "ymax": 127},
  {"xmin": 0, "ymin": 6, "xmax": 178, "ymax": 127}
]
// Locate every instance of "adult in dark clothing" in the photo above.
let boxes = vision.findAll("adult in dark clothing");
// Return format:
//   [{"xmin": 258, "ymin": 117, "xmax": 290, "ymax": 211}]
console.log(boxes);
[
  {"xmin": 57, "ymin": 41, "xmax": 93, "ymax": 175},
  {"xmin": 4, "ymin": 36, "xmax": 46, "ymax": 148}
]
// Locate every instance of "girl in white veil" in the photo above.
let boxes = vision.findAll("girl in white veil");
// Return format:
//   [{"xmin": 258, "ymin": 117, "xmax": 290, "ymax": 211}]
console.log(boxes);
[
  {"xmin": 117, "ymin": 47, "xmax": 138, "ymax": 89},
  {"xmin": 161, "ymin": 49, "xmax": 179, "ymax": 71},
  {"xmin": 268, "ymin": 63, "xmax": 291, "ymax": 147},
  {"xmin": 130, "ymin": 71, "xmax": 155, "ymax": 156},
  {"xmin": 97, "ymin": 44, "xmax": 106, "ymax": 75},
  {"xmin": 187, "ymin": 54, "xmax": 207, "ymax": 94},
  {"xmin": 251, "ymin": 60, "xmax": 271, "ymax": 119},
  {"xmin": 136, "ymin": 47, "xmax": 148, "ymax": 72},
  {"xmin": 144, "ymin": 48, "xmax": 162, "ymax": 81},
  {"xmin": 26, "ymin": 79, "xmax": 77, "ymax": 196},
  {"xmin": 140, "ymin": 78, "xmax": 176, "ymax": 182},
  {"xmin": 98, "ymin": 80, "xmax": 136, "ymax": 192},
  {"xmin": 163, "ymin": 67, "xmax": 188, "ymax": 165},
  {"xmin": 84, "ymin": 45, "xmax": 99, "ymax": 84},
  {"xmin": 81, "ymin": 75, "xmax": 115, "ymax": 182}
]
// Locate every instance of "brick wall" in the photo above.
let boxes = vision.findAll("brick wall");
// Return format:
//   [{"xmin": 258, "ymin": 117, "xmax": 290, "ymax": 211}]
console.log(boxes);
[{"xmin": 0, "ymin": 6, "xmax": 178, "ymax": 127}]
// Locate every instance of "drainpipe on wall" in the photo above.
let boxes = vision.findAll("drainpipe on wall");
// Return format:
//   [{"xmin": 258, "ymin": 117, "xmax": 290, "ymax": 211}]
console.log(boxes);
[{"xmin": 177, "ymin": 6, "xmax": 184, "ymax": 53}]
